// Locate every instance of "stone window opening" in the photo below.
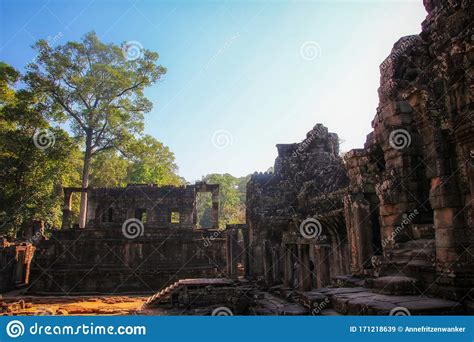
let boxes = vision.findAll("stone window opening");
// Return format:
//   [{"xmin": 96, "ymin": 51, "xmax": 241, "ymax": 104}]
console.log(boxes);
[
  {"xmin": 170, "ymin": 211, "xmax": 180, "ymax": 224},
  {"xmin": 135, "ymin": 208, "xmax": 147, "ymax": 223},
  {"xmin": 196, "ymin": 192, "xmax": 213, "ymax": 229}
]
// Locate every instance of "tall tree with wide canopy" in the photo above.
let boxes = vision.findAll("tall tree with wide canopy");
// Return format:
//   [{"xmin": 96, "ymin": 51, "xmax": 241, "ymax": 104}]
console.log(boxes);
[
  {"xmin": 0, "ymin": 62, "xmax": 82, "ymax": 237},
  {"xmin": 25, "ymin": 32, "xmax": 166, "ymax": 228}
]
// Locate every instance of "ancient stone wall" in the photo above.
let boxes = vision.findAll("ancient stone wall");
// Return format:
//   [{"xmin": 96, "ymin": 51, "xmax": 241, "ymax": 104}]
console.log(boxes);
[
  {"xmin": 246, "ymin": 0, "xmax": 473, "ymax": 301},
  {"xmin": 246, "ymin": 124, "xmax": 350, "ymax": 290},
  {"xmin": 27, "ymin": 182, "xmax": 226, "ymax": 294},
  {"xmin": 0, "ymin": 239, "xmax": 35, "ymax": 293},
  {"xmin": 62, "ymin": 182, "xmax": 219, "ymax": 230},
  {"xmin": 367, "ymin": 0, "xmax": 473, "ymax": 299},
  {"xmin": 28, "ymin": 227, "xmax": 226, "ymax": 294}
]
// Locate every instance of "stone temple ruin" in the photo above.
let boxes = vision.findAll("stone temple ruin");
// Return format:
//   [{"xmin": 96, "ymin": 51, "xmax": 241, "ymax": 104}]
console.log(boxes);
[
  {"xmin": 26, "ymin": 182, "xmax": 227, "ymax": 294},
  {"xmin": 0, "ymin": 0, "xmax": 473, "ymax": 315}
]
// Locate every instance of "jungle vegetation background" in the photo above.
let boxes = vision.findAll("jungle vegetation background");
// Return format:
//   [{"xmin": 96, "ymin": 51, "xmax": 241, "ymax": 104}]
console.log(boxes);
[{"xmin": 0, "ymin": 33, "xmax": 250, "ymax": 239}]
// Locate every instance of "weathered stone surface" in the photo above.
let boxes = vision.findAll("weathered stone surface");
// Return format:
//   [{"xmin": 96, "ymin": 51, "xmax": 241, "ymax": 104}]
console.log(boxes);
[
  {"xmin": 27, "ymin": 182, "xmax": 227, "ymax": 294},
  {"xmin": 244, "ymin": 0, "xmax": 473, "ymax": 307}
]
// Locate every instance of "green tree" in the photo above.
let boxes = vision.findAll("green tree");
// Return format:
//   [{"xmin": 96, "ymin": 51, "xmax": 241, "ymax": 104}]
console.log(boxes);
[
  {"xmin": 89, "ymin": 151, "xmax": 129, "ymax": 188},
  {"xmin": 0, "ymin": 63, "xmax": 82, "ymax": 238},
  {"xmin": 89, "ymin": 135, "xmax": 184, "ymax": 187},
  {"xmin": 126, "ymin": 135, "xmax": 184, "ymax": 186},
  {"xmin": 25, "ymin": 32, "xmax": 166, "ymax": 228},
  {"xmin": 197, "ymin": 173, "xmax": 248, "ymax": 229}
]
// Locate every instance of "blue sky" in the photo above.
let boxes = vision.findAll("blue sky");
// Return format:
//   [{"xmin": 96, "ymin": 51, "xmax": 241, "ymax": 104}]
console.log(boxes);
[{"xmin": 0, "ymin": 0, "xmax": 427, "ymax": 182}]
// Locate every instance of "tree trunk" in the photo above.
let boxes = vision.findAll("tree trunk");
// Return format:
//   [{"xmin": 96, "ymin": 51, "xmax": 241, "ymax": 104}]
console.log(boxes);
[{"xmin": 78, "ymin": 133, "xmax": 92, "ymax": 229}]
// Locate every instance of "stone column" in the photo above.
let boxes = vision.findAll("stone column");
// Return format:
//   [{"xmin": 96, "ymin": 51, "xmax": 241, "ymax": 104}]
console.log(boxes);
[
  {"xmin": 61, "ymin": 188, "xmax": 74, "ymax": 229},
  {"xmin": 314, "ymin": 245, "xmax": 330, "ymax": 287},
  {"xmin": 211, "ymin": 188, "xmax": 219, "ymax": 229},
  {"xmin": 344, "ymin": 194, "xmax": 375, "ymax": 274},
  {"xmin": 243, "ymin": 227, "xmax": 251, "ymax": 278},
  {"xmin": 299, "ymin": 244, "xmax": 312, "ymax": 291},
  {"xmin": 283, "ymin": 244, "xmax": 292, "ymax": 287},
  {"xmin": 225, "ymin": 228, "xmax": 239, "ymax": 279},
  {"xmin": 263, "ymin": 240, "xmax": 273, "ymax": 286}
]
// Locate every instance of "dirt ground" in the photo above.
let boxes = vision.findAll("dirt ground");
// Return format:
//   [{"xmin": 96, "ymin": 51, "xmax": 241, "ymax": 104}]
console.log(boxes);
[{"xmin": 1, "ymin": 290, "xmax": 150, "ymax": 315}]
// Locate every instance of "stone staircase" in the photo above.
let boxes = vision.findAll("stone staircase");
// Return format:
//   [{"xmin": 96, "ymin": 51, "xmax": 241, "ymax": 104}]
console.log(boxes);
[
  {"xmin": 141, "ymin": 278, "xmax": 235, "ymax": 310},
  {"xmin": 294, "ymin": 286, "xmax": 467, "ymax": 315},
  {"xmin": 141, "ymin": 281, "xmax": 182, "ymax": 309},
  {"xmin": 369, "ymin": 225, "xmax": 436, "ymax": 296},
  {"xmin": 285, "ymin": 223, "xmax": 472, "ymax": 315}
]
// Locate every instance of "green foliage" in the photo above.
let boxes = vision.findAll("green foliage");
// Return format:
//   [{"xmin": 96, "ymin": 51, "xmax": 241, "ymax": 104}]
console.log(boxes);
[
  {"xmin": 0, "ymin": 62, "xmax": 20, "ymax": 106},
  {"xmin": 0, "ymin": 58, "xmax": 180, "ymax": 238},
  {"xmin": 24, "ymin": 31, "xmax": 167, "ymax": 227},
  {"xmin": 0, "ymin": 63, "xmax": 82, "ymax": 238},
  {"xmin": 0, "ymin": 32, "xmax": 188, "ymax": 237},
  {"xmin": 126, "ymin": 135, "xmax": 184, "ymax": 186},
  {"xmin": 197, "ymin": 173, "xmax": 249, "ymax": 229},
  {"xmin": 89, "ymin": 135, "xmax": 184, "ymax": 187},
  {"xmin": 25, "ymin": 31, "xmax": 166, "ymax": 151},
  {"xmin": 89, "ymin": 151, "xmax": 129, "ymax": 188}
]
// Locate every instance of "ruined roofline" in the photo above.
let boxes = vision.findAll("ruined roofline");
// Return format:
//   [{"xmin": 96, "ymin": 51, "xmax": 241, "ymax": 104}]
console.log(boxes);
[
  {"xmin": 250, "ymin": 171, "xmax": 275, "ymax": 183},
  {"xmin": 275, "ymin": 123, "xmax": 338, "ymax": 149}
]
